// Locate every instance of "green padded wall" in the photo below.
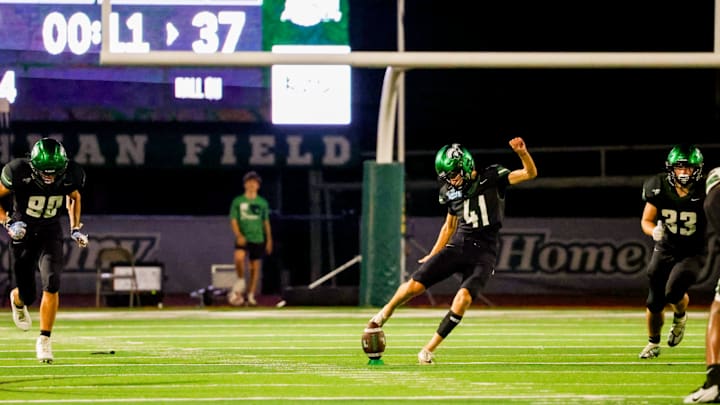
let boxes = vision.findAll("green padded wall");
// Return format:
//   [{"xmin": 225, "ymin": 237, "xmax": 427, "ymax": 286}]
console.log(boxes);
[{"xmin": 359, "ymin": 161, "xmax": 404, "ymax": 306}]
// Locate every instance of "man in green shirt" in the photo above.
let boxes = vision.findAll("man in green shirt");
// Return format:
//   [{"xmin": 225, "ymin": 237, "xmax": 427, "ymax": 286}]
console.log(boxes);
[{"xmin": 229, "ymin": 171, "xmax": 273, "ymax": 306}]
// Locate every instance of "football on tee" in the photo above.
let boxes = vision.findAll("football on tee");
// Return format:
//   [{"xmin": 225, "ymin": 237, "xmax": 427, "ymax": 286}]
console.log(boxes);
[{"xmin": 362, "ymin": 323, "xmax": 386, "ymax": 359}]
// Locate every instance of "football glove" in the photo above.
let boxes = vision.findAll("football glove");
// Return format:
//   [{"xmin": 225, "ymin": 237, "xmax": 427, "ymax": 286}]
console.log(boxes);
[
  {"xmin": 652, "ymin": 220, "xmax": 664, "ymax": 242},
  {"xmin": 71, "ymin": 227, "xmax": 89, "ymax": 248},
  {"xmin": 5, "ymin": 220, "xmax": 26, "ymax": 241}
]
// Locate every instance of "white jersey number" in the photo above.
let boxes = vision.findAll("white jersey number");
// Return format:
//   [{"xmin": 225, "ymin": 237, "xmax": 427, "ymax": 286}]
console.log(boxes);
[
  {"xmin": 660, "ymin": 209, "xmax": 697, "ymax": 236},
  {"xmin": 26, "ymin": 195, "xmax": 64, "ymax": 219},
  {"xmin": 463, "ymin": 195, "xmax": 489, "ymax": 228}
]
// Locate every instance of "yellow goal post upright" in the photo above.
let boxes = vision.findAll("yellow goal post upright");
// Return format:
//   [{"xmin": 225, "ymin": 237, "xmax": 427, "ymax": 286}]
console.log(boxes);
[{"xmin": 101, "ymin": 0, "xmax": 720, "ymax": 307}]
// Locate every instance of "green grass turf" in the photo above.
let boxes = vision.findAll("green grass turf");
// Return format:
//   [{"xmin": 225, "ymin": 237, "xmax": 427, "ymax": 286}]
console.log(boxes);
[{"xmin": 0, "ymin": 307, "xmax": 709, "ymax": 404}]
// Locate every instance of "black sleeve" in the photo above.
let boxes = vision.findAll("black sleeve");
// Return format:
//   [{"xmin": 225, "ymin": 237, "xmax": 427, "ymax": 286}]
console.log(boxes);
[
  {"xmin": 66, "ymin": 162, "xmax": 86, "ymax": 191},
  {"xmin": 0, "ymin": 159, "xmax": 25, "ymax": 190},
  {"xmin": 642, "ymin": 175, "xmax": 662, "ymax": 204}
]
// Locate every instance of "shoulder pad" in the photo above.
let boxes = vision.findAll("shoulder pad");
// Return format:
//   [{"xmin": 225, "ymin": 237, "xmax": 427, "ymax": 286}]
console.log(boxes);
[
  {"xmin": 63, "ymin": 162, "xmax": 86, "ymax": 189},
  {"xmin": 481, "ymin": 164, "xmax": 509, "ymax": 178},
  {"xmin": 438, "ymin": 183, "xmax": 462, "ymax": 204},
  {"xmin": 1, "ymin": 159, "xmax": 30, "ymax": 189},
  {"xmin": 707, "ymin": 167, "xmax": 720, "ymax": 194},
  {"xmin": 642, "ymin": 174, "xmax": 664, "ymax": 201}
]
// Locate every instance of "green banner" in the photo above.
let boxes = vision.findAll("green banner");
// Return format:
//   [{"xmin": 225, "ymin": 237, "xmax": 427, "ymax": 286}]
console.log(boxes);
[{"xmin": 263, "ymin": 0, "xmax": 350, "ymax": 49}]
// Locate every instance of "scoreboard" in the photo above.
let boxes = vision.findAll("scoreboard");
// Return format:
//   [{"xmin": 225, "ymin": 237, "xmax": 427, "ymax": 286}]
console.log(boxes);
[{"xmin": 0, "ymin": 0, "xmax": 350, "ymax": 123}]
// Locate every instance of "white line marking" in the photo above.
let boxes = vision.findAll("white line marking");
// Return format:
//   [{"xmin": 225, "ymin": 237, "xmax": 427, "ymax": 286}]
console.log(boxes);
[{"xmin": 0, "ymin": 394, "xmax": 683, "ymax": 403}]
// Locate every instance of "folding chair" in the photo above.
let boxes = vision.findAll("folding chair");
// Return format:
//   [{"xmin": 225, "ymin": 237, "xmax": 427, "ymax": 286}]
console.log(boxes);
[{"xmin": 95, "ymin": 247, "xmax": 139, "ymax": 308}]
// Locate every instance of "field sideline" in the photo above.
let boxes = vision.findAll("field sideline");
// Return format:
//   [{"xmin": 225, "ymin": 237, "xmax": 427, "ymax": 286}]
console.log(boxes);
[{"xmin": 0, "ymin": 307, "xmax": 711, "ymax": 404}]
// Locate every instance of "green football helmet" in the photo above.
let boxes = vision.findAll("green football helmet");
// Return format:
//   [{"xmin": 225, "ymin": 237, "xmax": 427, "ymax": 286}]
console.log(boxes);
[
  {"xmin": 435, "ymin": 143, "xmax": 475, "ymax": 185},
  {"xmin": 30, "ymin": 138, "xmax": 68, "ymax": 185},
  {"xmin": 665, "ymin": 144, "xmax": 703, "ymax": 186}
]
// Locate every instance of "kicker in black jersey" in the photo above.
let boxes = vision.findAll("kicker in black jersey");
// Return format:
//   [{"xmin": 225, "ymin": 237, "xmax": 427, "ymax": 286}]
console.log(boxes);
[{"xmin": 364, "ymin": 139, "xmax": 537, "ymax": 364}]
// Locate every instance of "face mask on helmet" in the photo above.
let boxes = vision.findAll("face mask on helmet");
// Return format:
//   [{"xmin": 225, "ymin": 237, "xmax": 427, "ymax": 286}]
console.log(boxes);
[
  {"xmin": 435, "ymin": 143, "xmax": 475, "ymax": 186},
  {"xmin": 665, "ymin": 144, "xmax": 703, "ymax": 187},
  {"xmin": 29, "ymin": 138, "xmax": 68, "ymax": 185}
]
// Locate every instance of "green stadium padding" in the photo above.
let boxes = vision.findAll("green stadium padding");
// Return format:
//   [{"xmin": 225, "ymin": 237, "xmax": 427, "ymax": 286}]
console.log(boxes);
[{"xmin": 359, "ymin": 161, "xmax": 404, "ymax": 306}]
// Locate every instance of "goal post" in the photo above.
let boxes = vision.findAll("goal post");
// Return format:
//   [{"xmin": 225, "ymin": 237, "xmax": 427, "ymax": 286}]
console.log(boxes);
[{"xmin": 99, "ymin": 0, "xmax": 720, "ymax": 307}]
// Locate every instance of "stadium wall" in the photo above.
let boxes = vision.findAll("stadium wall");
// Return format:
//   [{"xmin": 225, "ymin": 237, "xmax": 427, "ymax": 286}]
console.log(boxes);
[
  {"xmin": 407, "ymin": 217, "xmax": 719, "ymax": 298},
  {"xmin": 0, "ymin": 216, "xmax": 716, "ymax": 297}
]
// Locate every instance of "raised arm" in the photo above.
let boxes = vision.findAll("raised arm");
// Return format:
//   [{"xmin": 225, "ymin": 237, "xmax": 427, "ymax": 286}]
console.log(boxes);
[{"xmin": 507, "ymin": 137, "xmax": 538, "ymax": 185}]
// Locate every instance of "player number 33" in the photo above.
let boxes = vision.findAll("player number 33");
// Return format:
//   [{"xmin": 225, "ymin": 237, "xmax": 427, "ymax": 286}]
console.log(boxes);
[{"xmin": 660, "ymin": 209, "xmax": 697, "ymax": 236}]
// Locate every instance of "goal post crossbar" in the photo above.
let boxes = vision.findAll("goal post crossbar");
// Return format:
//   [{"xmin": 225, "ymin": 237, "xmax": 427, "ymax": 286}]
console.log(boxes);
[
  {"xmin": 100, "ymin": 0, "xmax": 720, "ymax": 70},
  {"xmin": 100, "ymin": 50, "xmax": 720, "ymax": 69}
]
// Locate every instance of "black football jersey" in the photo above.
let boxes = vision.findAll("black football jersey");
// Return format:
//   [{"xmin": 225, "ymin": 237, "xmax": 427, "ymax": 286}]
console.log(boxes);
[
  {"xmin": 0, "ymin": 158, "xmax": 86, "ymax": 226},
  {"xmin": 642, "ymin": 173, "xmax": 706, "ymax": 253},
  {"xmin": 439, "ymin": 164, "xmax": 511, "ymax": 244}
]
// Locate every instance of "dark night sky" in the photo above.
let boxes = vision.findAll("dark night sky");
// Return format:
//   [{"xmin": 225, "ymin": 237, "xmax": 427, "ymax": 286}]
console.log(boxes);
[{"xmin": 348, "ymin": 1, "xmax": 719, "ymax": 151}]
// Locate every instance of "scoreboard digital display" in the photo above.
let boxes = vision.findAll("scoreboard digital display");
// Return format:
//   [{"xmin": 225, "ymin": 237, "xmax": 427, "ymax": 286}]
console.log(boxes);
[{"xmin": 0, "ymin": 0, "xmax": 349, "ymax": 123}]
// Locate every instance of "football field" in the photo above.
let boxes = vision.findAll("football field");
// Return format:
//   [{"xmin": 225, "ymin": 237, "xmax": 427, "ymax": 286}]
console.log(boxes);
[{"xmin": 0, "ymin": 307, "xmax": 710, "ymax": 404}]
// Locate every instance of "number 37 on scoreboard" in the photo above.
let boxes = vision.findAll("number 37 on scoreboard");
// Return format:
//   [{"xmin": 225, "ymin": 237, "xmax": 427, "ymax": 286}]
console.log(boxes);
[{"xmin": 107, "ymin": 11, "xmax": 247, "ymax": 54}]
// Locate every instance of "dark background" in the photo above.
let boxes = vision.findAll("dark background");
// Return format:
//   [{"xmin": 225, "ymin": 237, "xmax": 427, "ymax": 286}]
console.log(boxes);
[
  {"xmin": 353, "ymin": 0, "xmax": 717, "ymax": 149},
  {"xmin": 6, "ymin": 0, "xmax": 720, "ymax": 289},
  {"xmin": 69, "ymin": 0, "xmax": 717, "ymax": 215}
]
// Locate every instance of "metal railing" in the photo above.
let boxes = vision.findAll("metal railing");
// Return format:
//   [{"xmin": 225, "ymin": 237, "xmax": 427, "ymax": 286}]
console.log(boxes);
[{"xmin": 359, "ymin": 144, "xmax": 720, "ymax": 189}]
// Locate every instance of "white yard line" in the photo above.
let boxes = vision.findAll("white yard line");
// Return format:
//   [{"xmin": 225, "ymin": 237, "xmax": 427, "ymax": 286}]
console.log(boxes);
[
  {"xmin": 46, "ymin": 308, "xmax": 687, "ymax": 321},
  {"xmin": 0, "ymin": 394, "xmax": 683, "ymax": 403}
]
